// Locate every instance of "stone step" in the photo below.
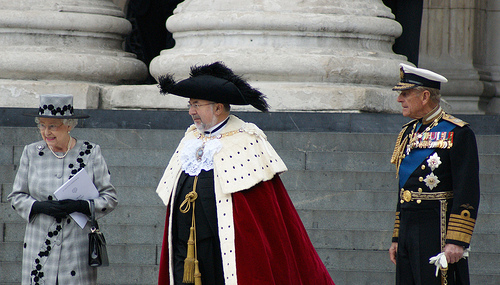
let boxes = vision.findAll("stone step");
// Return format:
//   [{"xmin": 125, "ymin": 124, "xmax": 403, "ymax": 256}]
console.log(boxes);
[
  {"xmin": 0, "ymin": 260, "xmax": 159, "ymax": 285},
  {"xmin": 4, "ymin": 126, "xmax": 498, "ymax": 158},
  {"xmin": 2, "ymin": 258, "xmax": 498, "ymax": 285},
  {"xmin": 296, "ymin": 209, "xmax": 500, "ymax": 233},
  {"xmin": 318, "ymin": 248, "xmax": 500, "ymax": 276},
  {"xmin": 9, "ymin": 145, "xmax": 499, "ymax": 175},
  {"xmin": 5, "ymin": 215, "xmax": 499, "ymax": 252},
  {"xmin": 328, "ymin": 269, "xmax": 500, "ymax": 285},
  {"xmin": 288, "ymin": 188, "xmax": 500, "ymax": 213}
]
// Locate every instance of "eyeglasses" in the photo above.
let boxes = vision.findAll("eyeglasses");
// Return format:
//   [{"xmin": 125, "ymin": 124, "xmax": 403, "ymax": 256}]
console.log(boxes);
[
  {"xmin": 37, "ymin": 123, "xmax": 63, "ymax": 131},
  {"xmin": 187, "ymin": 103, "xmax": 215, "ymax": 110}
]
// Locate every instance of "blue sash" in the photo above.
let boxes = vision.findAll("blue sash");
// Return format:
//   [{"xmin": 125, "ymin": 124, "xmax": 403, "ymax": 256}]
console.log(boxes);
[{"xmin": 398, "ymin": 120, "xmax": 455, "ymax": 188}]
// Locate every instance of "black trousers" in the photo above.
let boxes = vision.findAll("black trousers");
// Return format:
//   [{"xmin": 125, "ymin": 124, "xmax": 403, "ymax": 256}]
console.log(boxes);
[{"xmin": 396, "ymin": 208, "xmax": 470, "ymax": 285}]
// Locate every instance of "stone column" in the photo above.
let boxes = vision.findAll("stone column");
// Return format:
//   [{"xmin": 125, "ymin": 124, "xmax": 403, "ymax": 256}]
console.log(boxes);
[
  {"xmin": 0, "ymin": 0, "xmax": 148, "ymax": 109},
  {"xmin": 418, "ymin": 0, "xmax": 484, "ymax": 114},
  {"xmin": 475, "ymin": 0, "xmax": 500, "ymax": 114},
  {"xmin": 149, "ymin": 0, "xmax": 406, "ymax": 113}
]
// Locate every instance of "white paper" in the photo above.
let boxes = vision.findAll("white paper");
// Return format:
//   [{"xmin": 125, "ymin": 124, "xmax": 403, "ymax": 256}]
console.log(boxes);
[{"xmin": 54, "ymin": 169, "xmax": 99, "ymax": 228}]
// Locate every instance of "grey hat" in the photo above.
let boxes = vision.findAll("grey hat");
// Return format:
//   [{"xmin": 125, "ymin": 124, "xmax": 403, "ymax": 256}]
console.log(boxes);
[{"xmin": 24, "ymin": 94, "xmax": 89, "ymax": 119}]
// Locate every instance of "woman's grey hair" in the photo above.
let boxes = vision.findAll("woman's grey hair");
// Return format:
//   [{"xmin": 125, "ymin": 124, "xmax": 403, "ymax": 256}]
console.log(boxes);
[
  {"xmin": 35, "ymin": 117, "xmax": 78, "ymax": 128},
  {"xmin": 415, "ymin": 86, "xmax": 441, "ymax": 104}
]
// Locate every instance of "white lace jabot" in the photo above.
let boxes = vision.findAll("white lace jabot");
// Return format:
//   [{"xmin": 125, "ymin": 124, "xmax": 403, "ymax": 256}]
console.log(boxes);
[{"xmin": 180, "ymin": 138, "xmax": 222, "ymax": 176}]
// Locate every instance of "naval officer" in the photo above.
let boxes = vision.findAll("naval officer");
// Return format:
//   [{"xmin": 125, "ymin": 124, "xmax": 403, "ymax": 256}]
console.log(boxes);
[{"xmin": 388, "ymin": 63, "xmax": 480, "ymax": 285}]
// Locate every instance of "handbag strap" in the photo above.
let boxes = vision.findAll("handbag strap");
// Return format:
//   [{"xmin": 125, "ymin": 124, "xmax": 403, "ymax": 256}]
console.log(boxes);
[{"xmin": 90, "ymin": 199, "xmax": 98, "ymax": 231}]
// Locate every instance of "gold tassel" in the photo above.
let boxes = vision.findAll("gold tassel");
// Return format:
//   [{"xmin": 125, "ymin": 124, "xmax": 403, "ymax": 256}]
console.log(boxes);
[
  {"xmin": 183, "ymin": 227, "xmax": 196, "ymax": 283},
  {"xmin": 194, "ymin": 260, "xmax": 202, "ymax": 285}
]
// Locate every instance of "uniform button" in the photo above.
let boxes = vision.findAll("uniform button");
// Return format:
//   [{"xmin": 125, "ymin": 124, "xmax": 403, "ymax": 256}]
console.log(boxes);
[
  {"xmin": 419, "ymin": 177, "xmax": 424, "ymax": 182},
  {"xmin": 418, "ymin": 188, "xmax": 423, "ymax": 193},
  {"xmin": 421, "ymin": 165, "xmax": 426, "ymax": 170}
]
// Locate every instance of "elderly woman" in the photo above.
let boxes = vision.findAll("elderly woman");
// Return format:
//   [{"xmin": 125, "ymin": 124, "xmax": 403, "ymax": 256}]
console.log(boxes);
[{"xmin": 8, "ymin": 94, "xmax": 118, "ymax": 285}]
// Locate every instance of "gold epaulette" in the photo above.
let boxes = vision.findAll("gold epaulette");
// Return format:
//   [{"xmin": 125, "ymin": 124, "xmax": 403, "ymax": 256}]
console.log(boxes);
[{"xmin": 442, "ymin": 113, "xmax": 469, "ymax": 127}]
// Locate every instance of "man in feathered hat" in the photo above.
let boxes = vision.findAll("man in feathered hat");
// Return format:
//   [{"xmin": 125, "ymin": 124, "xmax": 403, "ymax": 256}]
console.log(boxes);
[
  {"xmin": 155, "ymin": 62, "xmax": 334, "ymax": 285},
  {"xmin": 389, "ymin": 63, "xmax": 480, "ymax": 284}
]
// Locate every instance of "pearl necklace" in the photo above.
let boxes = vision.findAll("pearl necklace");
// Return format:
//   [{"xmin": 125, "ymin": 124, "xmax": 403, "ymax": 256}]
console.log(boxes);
[{"xmin": 49, "ymin": 137, "xmax": 73, "ymax": 159}]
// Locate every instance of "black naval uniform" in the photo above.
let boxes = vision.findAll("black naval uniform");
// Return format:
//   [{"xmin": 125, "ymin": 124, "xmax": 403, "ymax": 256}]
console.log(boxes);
[{"xmin": 391, "ymin": 109, "xmax": 480, "ymax": 285}]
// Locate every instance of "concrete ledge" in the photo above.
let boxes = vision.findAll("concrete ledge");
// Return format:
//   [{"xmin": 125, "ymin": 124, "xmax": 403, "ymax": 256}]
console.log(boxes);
[{"xmin": 2, "ymin": 108, "xmax": 500, "ymax": 134}]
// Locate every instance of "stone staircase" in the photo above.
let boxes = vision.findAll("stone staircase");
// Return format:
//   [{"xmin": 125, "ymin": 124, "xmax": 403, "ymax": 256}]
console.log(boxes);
[{"xmin": 1, "ymin": 126, "xmax": 499, "ymax": 285}]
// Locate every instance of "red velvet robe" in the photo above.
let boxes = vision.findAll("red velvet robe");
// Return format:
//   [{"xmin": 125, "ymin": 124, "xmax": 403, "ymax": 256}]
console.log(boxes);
[{"xmin": 158, "ymin": 175, "xmax": 334, "ymax": 285}]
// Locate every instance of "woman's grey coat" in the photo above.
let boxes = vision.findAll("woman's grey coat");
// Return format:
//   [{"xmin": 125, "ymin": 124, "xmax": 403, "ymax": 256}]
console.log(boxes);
[{"xmin": 8, "ymin": 139, "xmax": 118, "ymax": 285}]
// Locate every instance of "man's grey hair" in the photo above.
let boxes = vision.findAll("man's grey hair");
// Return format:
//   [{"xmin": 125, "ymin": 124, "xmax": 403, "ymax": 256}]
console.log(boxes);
[{"xmin": 415, "ymin": 86, "xmax": 441, "ymax": 104}]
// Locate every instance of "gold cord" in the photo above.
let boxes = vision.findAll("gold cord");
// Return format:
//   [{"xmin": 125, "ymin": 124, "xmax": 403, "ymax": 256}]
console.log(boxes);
[{"xmin": 180, "ymin": 176, "xmax": 201, "ymax": 284}]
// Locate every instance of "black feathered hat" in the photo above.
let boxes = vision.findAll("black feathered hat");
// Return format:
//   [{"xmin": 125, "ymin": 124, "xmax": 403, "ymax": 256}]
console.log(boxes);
[{"xmin": 158, "ymin": 62, "xmax": 269, "ymax": 112}]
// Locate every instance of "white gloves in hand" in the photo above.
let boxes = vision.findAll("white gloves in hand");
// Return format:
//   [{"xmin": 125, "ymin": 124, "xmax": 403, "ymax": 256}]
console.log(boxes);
[{"xmin": 428, "ymin": 248, "xmax": 470, "ymax": 277}]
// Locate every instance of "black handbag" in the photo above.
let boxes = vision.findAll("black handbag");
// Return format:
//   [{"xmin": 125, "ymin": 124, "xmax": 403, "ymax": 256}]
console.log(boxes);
[{"xmin": 88, "ymin": 199, "xmax": 109, "ymax": 267}]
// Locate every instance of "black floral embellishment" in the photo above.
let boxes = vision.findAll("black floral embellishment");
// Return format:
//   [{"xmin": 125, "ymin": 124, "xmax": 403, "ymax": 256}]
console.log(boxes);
[
  {"xmin": 68, "ymin": 141, "xmax": 93, "ymax": 179},
  {"xmin": 56, "ymin": 225, "xmax": 62, "ymax": 231},
  {"xmin": 48, "ymin": 104, "xmax": 54, "ymax": 110},
  {"xmin": 45, "ymin": 240, "xmax": 50, "ymax": 245},
  {"xmin": 39, "ymin": 151, "xmax": 44, "ymax": 156},
  {"xmin": 48, "ymin": 196, "xmax": 53, "ymax": 200},
  {"xmin": 71, "ymin": 270, "xmax": 76, "ymax": 276}
]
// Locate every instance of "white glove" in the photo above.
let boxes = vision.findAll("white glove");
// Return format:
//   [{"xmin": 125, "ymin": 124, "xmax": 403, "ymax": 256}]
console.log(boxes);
[
  {"xmin": 429, "ymin": 252, "xmax": 448, "ymax": 277},
  {"xmin": 463, "ymin": 247, "xmax": 470, "ymax": 258},
  {"xmin": 429, "ymin": 248, "xmax": 470, "ymax": 277}
]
